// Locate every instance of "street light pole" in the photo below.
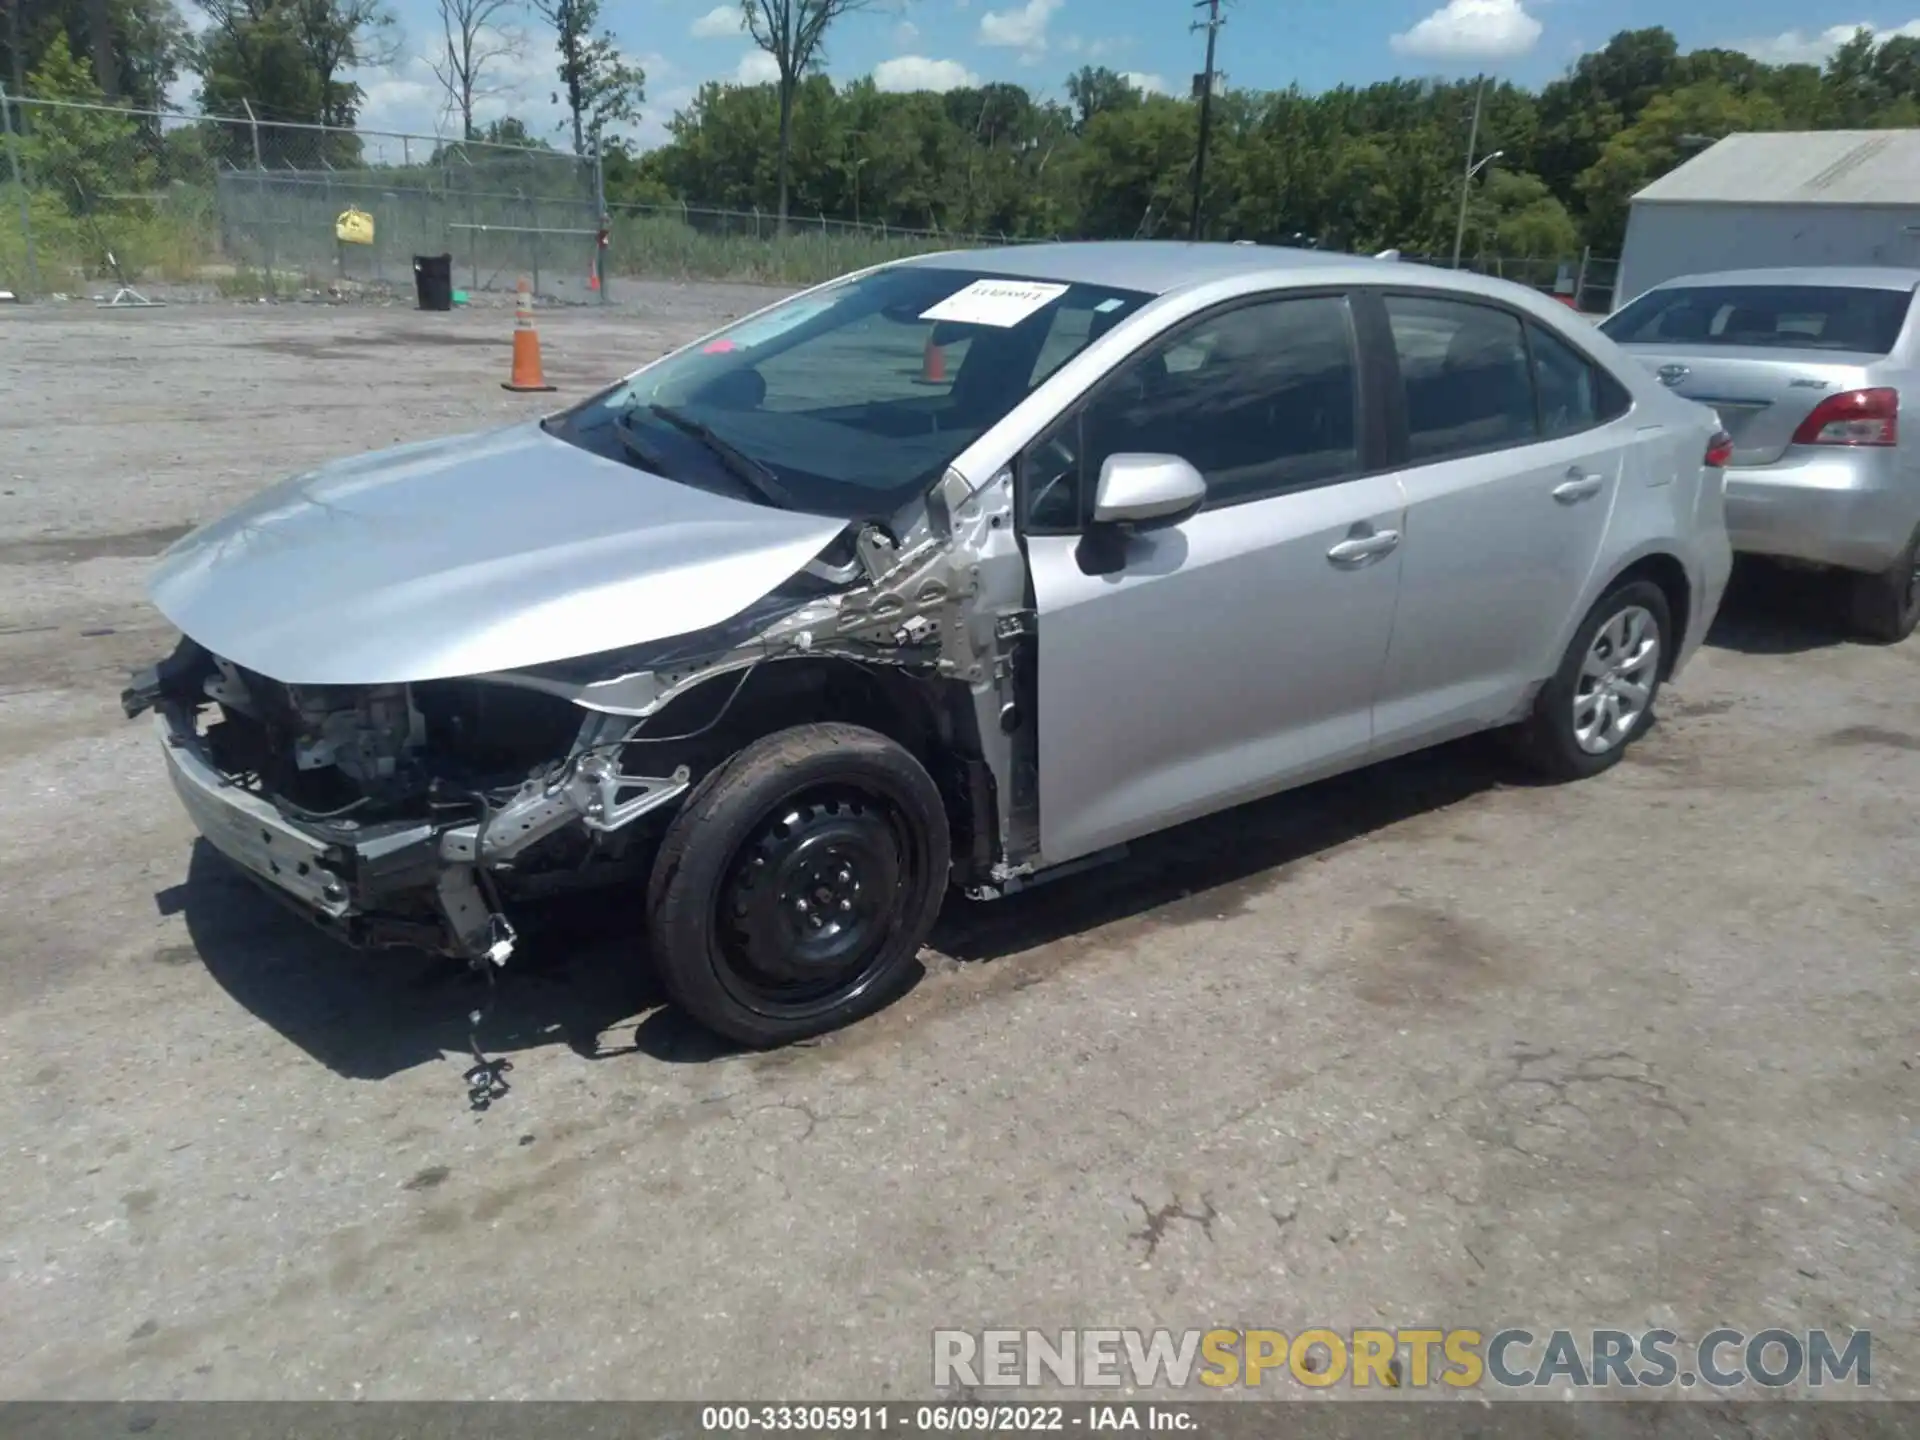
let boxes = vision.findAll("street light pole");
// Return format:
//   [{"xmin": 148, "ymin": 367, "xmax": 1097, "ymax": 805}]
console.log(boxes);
[{"xmin": 1451, "ymin": 73, "xmax": 1497, "ymax": 269}]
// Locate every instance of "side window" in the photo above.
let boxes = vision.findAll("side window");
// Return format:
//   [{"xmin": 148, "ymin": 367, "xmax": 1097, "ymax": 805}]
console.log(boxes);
[
  {"xmin": 1386, "ymin": 295, "xmax": 1537, "ymax": 462},
  {"xmin": 1528, "ymin": 321, "xmax": 1598, "ymax": 437},
  {"xmin": 1528, "ymin": 320, "xmax": 1633, "ymax": 436},
  {"xmin": 1082, "ymin": 294, "xmax": 1361, "ymax": 509}
]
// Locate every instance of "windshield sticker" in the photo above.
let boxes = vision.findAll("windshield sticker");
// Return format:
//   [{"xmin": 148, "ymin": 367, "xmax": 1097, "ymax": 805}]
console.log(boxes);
[
  {"xmin": 921, "ymin": 279, "xmax": 1070, "ymax": 328},
  {"xmin": 1094, "ymin": 297, "xmax": 1125, "ymax": 313},
  {"xmin": 724, "ymin": 298, "xmax": 838, "ymax": 348},
  {"xmin": 702, "ymin": 338, "xmax": 739, "ymax": 353}
]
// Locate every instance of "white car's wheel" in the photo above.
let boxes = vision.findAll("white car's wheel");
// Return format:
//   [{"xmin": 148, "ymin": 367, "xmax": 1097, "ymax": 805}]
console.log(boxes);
[{"xmin": 1510, "ymin": 579, "xmax": 1671, "ymax": 781}]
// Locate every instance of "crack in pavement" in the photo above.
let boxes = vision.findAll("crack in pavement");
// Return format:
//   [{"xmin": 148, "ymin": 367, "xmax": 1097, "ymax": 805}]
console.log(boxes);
[{"xmin": 1129, "ymin": 1194, "xmax": 1218, "ymax": 1261}]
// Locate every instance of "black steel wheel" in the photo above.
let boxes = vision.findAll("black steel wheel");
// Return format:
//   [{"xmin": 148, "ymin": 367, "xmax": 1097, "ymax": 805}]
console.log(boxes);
[{"xmin": 646, "ymin": 723, "xmax": 951, "ymax": 1047}]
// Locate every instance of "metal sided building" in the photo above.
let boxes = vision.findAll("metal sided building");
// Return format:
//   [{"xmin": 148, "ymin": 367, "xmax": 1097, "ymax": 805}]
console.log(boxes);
[{"xmin": 1613, "ymin": 130, "xmax": 1920, "ymax": 310}]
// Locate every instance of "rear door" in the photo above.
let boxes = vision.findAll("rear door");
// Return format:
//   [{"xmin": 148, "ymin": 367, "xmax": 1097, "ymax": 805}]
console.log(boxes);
[
  {"xmin": 1368, "ymin": 291, "xmax": 1634, "ymax": 748},
  {"xmin": 1600, "ymin": 282, "xmax": 1915, "ymax": 464}
]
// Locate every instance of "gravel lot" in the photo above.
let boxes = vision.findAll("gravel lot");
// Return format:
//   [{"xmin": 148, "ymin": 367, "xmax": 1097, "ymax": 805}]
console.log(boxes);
[{"xmin": 0, "ymin": 290, "xmax": 1915, "ymax": 1403}]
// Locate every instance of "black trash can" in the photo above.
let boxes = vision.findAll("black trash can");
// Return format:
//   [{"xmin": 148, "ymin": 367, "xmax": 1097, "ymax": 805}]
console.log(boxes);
[{"xmin": 413, "ymin": 253, "xmax": 453, "ymax": 312}]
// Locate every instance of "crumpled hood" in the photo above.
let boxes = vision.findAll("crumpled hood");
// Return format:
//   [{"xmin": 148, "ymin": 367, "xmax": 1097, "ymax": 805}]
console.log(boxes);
[{"xmin": 148, "ymin": 421, "xmax": 848, "ymax": 685}]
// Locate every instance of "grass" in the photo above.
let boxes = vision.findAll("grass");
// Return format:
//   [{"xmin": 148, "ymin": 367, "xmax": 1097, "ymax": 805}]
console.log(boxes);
[{"xmin": 0, "ymin": 181, "xmax": 219, "ymax": 291}]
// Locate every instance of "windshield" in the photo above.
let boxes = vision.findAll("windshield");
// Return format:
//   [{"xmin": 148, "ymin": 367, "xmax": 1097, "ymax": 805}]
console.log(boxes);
[
  {"xmin": 1601, "ymin": 284, "xmax": 1914, "ymax": 355},
  {"xmin": 548, "ymin": 265, "xmax": 1154, "ymax": 520}
]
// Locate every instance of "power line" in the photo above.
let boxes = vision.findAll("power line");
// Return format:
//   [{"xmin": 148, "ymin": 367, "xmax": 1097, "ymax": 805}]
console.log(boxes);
[{"xmin": 1188, "ymin": 0, "xmax": 1222, "ymax": 241}]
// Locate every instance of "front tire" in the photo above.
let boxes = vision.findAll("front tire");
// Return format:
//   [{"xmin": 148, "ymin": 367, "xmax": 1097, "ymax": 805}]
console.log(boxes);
[
  {"xmin": 1847, "ymin": 525, "xmax": 1920, "ymax": 644},
  {"xmin": 645, "ymin": 723, "xmax": 951, "ymax": 1048},
  {"xmin": 1509, "ymin": 579, "xmax": 1672, "ymax": 782}
]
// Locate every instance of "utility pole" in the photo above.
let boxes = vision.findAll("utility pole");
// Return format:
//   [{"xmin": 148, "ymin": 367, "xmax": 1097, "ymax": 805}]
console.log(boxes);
[{"xmin": 1188, "ymin": 0, "xmax": 1222, "ymax": 242}]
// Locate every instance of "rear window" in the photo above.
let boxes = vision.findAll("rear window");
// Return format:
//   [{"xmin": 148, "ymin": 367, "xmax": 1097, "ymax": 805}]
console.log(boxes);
[{"xmin": 1601, "ymin": 284, "xmax": 1914, "ymax": 354}]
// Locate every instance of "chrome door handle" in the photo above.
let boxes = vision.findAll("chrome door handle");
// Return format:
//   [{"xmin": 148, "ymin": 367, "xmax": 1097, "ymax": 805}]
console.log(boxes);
[
  {"xmin": 1552, "ymin": 471, "xmax": 1605, "ymax": 503},
  {"xmin": 1327, "ymin": 529, "xmax": 1401, "ymax": 564}
]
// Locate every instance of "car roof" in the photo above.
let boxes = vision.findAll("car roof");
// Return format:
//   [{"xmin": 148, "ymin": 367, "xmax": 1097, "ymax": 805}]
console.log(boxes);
[
  {"xmin": 885, "ymin": 241, "xmax": 1603, "ymax": 333},
  {"xmin": 895, "ymin": 240, "xmax": 1407, "ymax": 296},
  {"xmin": 1645, "ymin": 266, "xmax": 1920, "ymax": 293}
]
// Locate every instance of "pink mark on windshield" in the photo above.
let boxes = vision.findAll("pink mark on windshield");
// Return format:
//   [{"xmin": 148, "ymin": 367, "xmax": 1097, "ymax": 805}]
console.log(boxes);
[{"xmin": 702, "ymin": 338, "xmax": 739, "ymax": 353}]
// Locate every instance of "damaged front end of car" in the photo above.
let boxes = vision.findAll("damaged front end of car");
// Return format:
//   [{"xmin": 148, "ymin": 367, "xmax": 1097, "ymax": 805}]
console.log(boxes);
[{"xmin": 124, "ymin": 464, "xmax": 1039, "ymax": 966}]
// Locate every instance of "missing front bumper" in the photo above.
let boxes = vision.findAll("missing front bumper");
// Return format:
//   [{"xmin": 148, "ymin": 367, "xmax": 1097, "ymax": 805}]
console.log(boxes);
[{"xmin": 157, "ymin": 711, "xmax": 480, "ymax": 957}]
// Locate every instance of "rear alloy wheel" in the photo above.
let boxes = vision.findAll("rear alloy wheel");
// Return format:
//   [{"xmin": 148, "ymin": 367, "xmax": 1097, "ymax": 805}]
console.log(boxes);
[
  {"xmin": 1847, "ymin": 525, "xmax": 1920, "ymax": 644},
  {"xmin": 1509, "ymin": 579, "xmax": 1672, "ymax": 782},
  {"xmin": 645, "ymin": 723, "xmax": 950, "ymax": 1047}
]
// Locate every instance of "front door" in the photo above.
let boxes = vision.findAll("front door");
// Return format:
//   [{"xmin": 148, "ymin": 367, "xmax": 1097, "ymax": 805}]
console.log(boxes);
[
  {"xmin": 1368, "ymin": 292, "xmax": 1629, "ymax": 748},
  {"xmin": 1021, "ymin": 292, "xmax": 1407, "ymax": 866}
]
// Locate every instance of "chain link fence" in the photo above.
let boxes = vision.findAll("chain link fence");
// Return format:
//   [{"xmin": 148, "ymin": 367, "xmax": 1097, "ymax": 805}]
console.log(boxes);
[
  {"xmin": 0, "ymin": 91, "xmax": 1017, "ymax": 301},
  {"xmin": 0, "ymin": 90, "xmax": 604, "ymax": 301}
]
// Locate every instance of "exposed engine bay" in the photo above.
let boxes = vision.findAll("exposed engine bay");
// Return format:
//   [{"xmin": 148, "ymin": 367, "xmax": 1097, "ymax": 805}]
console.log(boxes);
[{"xmin": 123, "ymin": 466, "xmax": 1038, "ymax": 965}]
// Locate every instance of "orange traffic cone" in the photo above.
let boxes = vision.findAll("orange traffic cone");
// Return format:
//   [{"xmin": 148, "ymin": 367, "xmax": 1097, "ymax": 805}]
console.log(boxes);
[
  {"xmin": 502, "ymin": 277, "xmax": 556, "ymax": 393},
  {"xmin": 915, "ymin": 336, "xmax": 946, "ymax": 385}
]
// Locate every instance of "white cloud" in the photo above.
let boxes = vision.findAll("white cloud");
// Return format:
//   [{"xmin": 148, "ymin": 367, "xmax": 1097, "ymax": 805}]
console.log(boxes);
[
  {"xmin": 1119, "ymin": 70, "xmax": 1166, "ymax": 94},
  {"xmin": 735, "ymin": 49, "xmax": 781, "ymax": 83},
  {"xmin": 1060, "ymin": 33, "xmax": 1126, "ymax": 58},
  {"xmin": 893, "ymin": 19, "xmax": 921, "ymax": 48},
  {"xmin": 1734, "ymin": 19, "xmax": 1920, "ymax": 64},
  {"xmin": 872, "ymin": 54, "xmax": 981, "ymax": 90},
  {"xmin": 692, "ymin": 3, "xmax": 746, "ymax": 37},
  {"xmin": 1389, "ymin": 0, "xmax": 1542, "ymax": 60},
  {"xmin": 979, "ymin": 0, "xmax": 1062, "ymax": 55},
  {"xmin": 353, "ymin": 57, "xmax": 450, "ymax": 135}
]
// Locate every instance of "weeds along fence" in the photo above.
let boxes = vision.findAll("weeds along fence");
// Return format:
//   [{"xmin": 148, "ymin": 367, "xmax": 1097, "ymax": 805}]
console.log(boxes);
[{"xmin": 604, "ymin": 201, "xmax": 1005, "ymax": 286}]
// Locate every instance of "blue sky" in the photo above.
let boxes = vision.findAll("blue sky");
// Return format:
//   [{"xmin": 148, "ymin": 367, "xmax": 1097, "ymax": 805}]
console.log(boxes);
[{"xmin": 293, "ymin": 0, "xmax": 1920, "ymax": 151}]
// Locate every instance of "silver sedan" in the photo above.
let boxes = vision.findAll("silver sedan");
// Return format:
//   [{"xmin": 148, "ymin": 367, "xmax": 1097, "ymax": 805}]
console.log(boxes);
[
  {"xmin": 125, "ymin": 242, "xmax": 1733, "ymax": 1046},
  {"xmin": 1601, "ymin": 266, "xmax": 1920, "ymax": 641}
]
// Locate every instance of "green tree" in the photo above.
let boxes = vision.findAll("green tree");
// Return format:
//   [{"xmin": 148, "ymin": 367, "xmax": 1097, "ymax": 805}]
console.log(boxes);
[
  {"xmin": 1070, "ymin": 96, "xmax": 1196, "ymax": 238},
  {"xmin": 478, "ymin": 114, "xmax": 547, "ymax": 146},
  {"xmin": 191, "ymin": 0, "xmax": 389, "ymax": 164},
  {"xmin": 627, "ymin": 20, "xmax": 1920, "ymax": 263},
  {"xmin": 530, "ymin": 0, "xmax": 642, "ymax": 154},
  {"xmin": 1577, "ymin": 80, "xmax": 1786, "ymax": 248},
  {"xmin": 740, "ymin": 0, "xmax": 879, "ymax": 229},
  {"xmin": 1065, "ymin": 65, "xmax": 1143, "ymax": 131},
  {"xmin": 1533, "ymin": 27, "xmax": 1682, "ymax": 220},
  {"xmin": 1476, "ymin": 169, "xmax": 1578, "ymax": 258},
  {"xmin": 22, "ymin": 31, "xmax": 154, "ymax": 210},
  {"xmin": 2, "ymin": 0, "xmax": 187, "ymax": 114}
]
